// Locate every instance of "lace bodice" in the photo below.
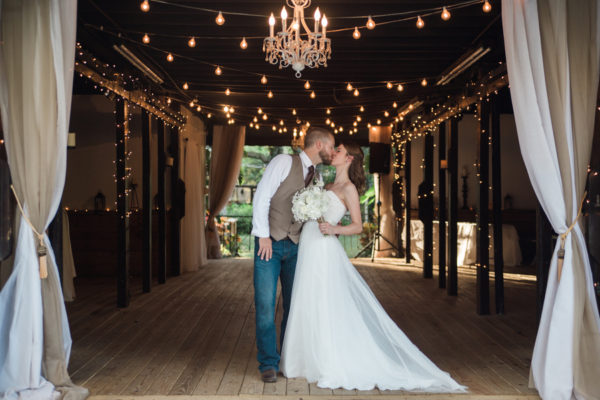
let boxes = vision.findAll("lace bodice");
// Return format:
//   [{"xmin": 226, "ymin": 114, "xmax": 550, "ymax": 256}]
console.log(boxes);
[{"xmin": 323, "ymin": 190, "xmax": 347, "ymax": 225}]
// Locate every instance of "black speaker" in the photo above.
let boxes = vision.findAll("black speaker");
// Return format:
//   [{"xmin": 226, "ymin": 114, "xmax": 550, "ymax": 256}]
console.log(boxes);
[{"xmin": 369, "ymin": 142, "xmax": 391, "ymax": 174}]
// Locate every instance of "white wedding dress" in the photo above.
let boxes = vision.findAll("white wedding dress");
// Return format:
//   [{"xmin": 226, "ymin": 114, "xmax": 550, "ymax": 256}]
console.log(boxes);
[{"xmin": 281, "ymin": 190, "xmax": 467, "ymax": 392}]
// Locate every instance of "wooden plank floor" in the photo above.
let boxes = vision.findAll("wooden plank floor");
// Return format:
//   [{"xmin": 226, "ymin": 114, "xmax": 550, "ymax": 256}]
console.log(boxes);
[{"xmin": 67, "ymin": 258, "xmax": 540, "ymax": 399}]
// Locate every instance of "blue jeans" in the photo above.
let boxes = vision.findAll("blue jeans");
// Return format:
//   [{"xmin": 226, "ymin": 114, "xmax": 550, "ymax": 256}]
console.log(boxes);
[{"xmin": 254, "ymin": 237, "xmax": 298, "ymax": 372}]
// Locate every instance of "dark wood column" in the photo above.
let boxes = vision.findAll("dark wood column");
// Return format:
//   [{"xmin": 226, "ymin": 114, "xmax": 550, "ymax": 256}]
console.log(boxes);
[
  {"xmin": 448, "ymin": 118, "xmax": 459, "ymax": 296},
  {"xmin": 491, "ymin": 98, "xmax": 504, "ymax": 314},
  {"xmin": 170, "ymin": 126, "xmax": 181, "ymax": 277},
  {"xmin": 476, "ymin": 101, "xmax": 490, "ymax": 315},
  {"xmin": 157, "ymin": 119, "xmax": 167, "ymax": 284},
  {"xmin": 142, "ymin": 109, "xmax": 152, "ymax": 293},
  {"xmin": 48, "ymin": 205, "xmax": 63, "ymax": 287},
  {"xmin": 438, "ymin": 122, "xmax": 447, "ymax": 289},
  {"xmin": 116, "ymin": 97, "xmax": 130, "ymax": 308},
  {"xmin": 423, "ymin": 132, "xmax": 434, "ymax": 278},
  {"xmin": 536, "ymin": 204, "xmax": 553, "ymax": 321},
  {"xmin": 404, "ymin": 139, "xmax": 412, "ymax": 264}
]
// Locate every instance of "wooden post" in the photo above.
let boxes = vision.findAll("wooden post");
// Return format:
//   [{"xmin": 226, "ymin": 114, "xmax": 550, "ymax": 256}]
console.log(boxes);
[
  {"xmin": 423, "ymin": 132, "xmax": 434, "ymax": 278},
  {"xmin": 476, "ymin": 101, "xmax": 490, "ymax": 315},
  {"xmin": 116, "ymin": 97, "xmax": 130, "ymax": 308},
  {"xmin": 536, "ymin": 204, "xmax": 553, "ymax": 321},
  {"xmin": 438, "ymin": 122, "xmax": 447, "ymax": 289},
  {"xmin": 157, "ymin": 119, "xmax": 167, "ymax": 284},
  {"xmin": 142, "ymin": 109, "xmax": 152, "ymax": 293},
  {"xmin": 491, "ymin": 98, "xmax": 504, "ymax": 314},
  {"xmin": 170, "ymin": 126, "xmax": 181, "ymax": 277},
  {"xmin": 405, "ymin": 139, "xmax": 412, "ymax": 264},
  {"xmin": 448, "ymin": 118, "xmax": 459, "ymax": 296}
]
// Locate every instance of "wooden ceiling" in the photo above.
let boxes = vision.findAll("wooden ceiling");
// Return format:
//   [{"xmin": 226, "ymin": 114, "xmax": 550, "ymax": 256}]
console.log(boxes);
[{"xmin": 76, "ymin": 0, "xmax": 505, "ymax": 145}]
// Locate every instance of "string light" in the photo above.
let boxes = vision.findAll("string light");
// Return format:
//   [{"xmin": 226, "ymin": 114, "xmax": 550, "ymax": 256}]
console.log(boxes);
[
  {"xmin": 188, "ymin": 37, "xmax": 196, "ymax": 47},
  {"xmin": 268, "ymin": 90, "xmax": 273, "ymax": 98},
  {"xmin": 189, "ymin": 100, "xmax": 195, "ymax": 107},
  {"xmin": 397, "ymin": 83, "xmax": 404, "ymax": 91},
  {"xmin": 441, "ymin": 7, "xmax": 451, "ymax": 20},
  {"xmin": 304, "ymin": 80, "xmax": 311, "ymax": 89},
  {"xmin": 346, "ymin": 82, "xmax": 353, "ymax": 91},
  {"xmin": 359, "ymin": 105, "xmax": 365, "ymax": 112},
  {"xmin": 196, "ymin": 105, "xmax": 201, "ymax": 112},
  {"xmin": 386, "ymin": 82, "xmax": 393, "ymax": 89},
  {"xmin": 207, "ymin": 113, "xmax": 212, "ymax": 118},
  {"xmin": 310, "ymin": 91, "xmax": 316, "ymax": 98},
  {"xmin": 483, "ymin": 0, "xmax": 492, "ymax": 13},
  {"xmin": 356, "ymin": 115, "xmax": 362, "ymax": 121},
  {"xmin": 393, "ymin": 101, "xmax": 398, "ymax": 108},
  {"xmin": 326, "ymin": 108, "xmax": 331, "ymax": 114},
  {"xmin": 215, "ymin": 66, "xmax": 222, "ymax": 75},
  {"xmin": 142, "ymin": 33, "xmax": 150, "ymax": 44},
  {"xmin": 216, "ymin": 11, "xmax": 225, "ymax": 25},
  {"xmin": 292, "ymin": 108, "xmax": 297, "ymax": 115},
  {"xmin": 421, "ymin": 78, "xmax": 428, "ymax": 86},
  {"xmin": 166, "ymin": 97, "xmax": 171, "ymax": 105},
  {"xmin": 240, "ymin": 37, "xmax": 248, "ymax": 49},
  {"xmin": 353, "ymin": 27, "xmax": 361, "ymax": 39},
  {"xmin": 416, "ymin": 15, "xmax": 425, "ymax": 29},
  {"xmin": 223, "ymin": 105, "xmax": 230, "ymax": 112},
  {"xmin": 262, "ymin": 114, "xmax": 268, "ymax": 120},
  {"xmin": 353, "ymin": 88, "xmax": 359, "ymax": 96},
  {"xmin": 225, "ymin": 88, "xmax": 231, "ymax": 95},
  {"xmin": 261, "ymin": 75, "xmax": 268, "ymax": 84},
  {"xmin": 183, "ymin": 82, "xmax": 189, "ymax": 90},
  {"xmin": 366, "ymin": 16, "xmax": 376, "ymax": 30},
  {"xmin": 166, "ymin": 53, "xmax": 174, "ymax": 62},
  {"xmin": 140, "ymin": 0, "xmax": 149, "ymax": 12},
  {"xmin": 253, "ymin": 116, "xmax": 258, "ymax": 122},
  {"xmin": 258, "ymin": 107, "xmax": 263, "ymax": 114}
]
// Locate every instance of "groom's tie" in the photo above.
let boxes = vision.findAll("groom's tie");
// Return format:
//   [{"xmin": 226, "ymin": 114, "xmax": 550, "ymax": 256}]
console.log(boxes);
[{"xmin": 304, "ymin": 165, "xmax": 315, "ymax": 187}]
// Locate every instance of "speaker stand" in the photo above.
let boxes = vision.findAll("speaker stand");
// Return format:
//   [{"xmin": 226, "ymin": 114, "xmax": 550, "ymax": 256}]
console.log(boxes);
[{"xmin": 354, "ymin": 174, "xmax": 399, "ymax": 261}]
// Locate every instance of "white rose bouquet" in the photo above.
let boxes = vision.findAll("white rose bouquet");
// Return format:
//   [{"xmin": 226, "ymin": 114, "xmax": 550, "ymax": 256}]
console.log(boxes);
[{"xmin": 291, "ymin": 183, "xmax": 329, "ymax": 223}]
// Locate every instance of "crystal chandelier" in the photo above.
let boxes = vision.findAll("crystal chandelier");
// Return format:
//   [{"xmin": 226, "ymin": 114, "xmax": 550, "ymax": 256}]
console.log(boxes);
[{"xmin": 263, "ymin": 0, "xmax": 331, "ymax": 78}]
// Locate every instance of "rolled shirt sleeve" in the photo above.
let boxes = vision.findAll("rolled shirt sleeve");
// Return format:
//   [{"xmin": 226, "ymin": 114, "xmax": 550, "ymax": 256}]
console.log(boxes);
[{"xmin": 251, "ymin": 154, "xmax": 293, "ymax": 238}]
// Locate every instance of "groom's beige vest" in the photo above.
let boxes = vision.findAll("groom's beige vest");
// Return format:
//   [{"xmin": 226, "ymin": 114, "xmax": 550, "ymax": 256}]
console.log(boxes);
[{"xmin": 269, "ymin": 155, "xmax": 305, "ymax": 244}]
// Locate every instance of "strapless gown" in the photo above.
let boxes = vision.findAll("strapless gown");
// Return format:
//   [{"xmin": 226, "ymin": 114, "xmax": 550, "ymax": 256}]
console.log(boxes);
[{"xmin": 280, "ymin": 190, "xmax": 467, "ymax": 392}]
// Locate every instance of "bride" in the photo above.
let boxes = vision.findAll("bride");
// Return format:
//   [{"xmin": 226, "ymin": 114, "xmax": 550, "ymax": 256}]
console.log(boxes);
[{"xmin": 280, "ymin": 142, "xmax": 466, "ymax": 393}]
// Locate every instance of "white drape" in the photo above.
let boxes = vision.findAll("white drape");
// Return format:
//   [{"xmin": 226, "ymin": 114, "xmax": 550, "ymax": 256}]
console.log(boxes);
[
  {"xmin": 502, "ymin": 1, "xmax": 600, "ymax": 398},
  {"xmin": 0, "ymin": 0, "xmax": 87, "ymax": 399}
]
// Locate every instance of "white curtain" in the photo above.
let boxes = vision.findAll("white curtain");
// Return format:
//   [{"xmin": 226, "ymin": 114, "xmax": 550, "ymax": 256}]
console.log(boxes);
[
  {"xmin": 0, "ymin": 0, "xmax": 87, "ymax": 399},
  {"xmin": 502, "ymin": 1, "xmax": 600, "ymax": 398},
  {"xmin": 179, "ymin": 107, "xmax": 207, "ymax": 272}
]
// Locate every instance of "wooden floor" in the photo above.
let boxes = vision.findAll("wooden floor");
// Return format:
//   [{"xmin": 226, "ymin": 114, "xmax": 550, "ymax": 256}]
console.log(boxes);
[{"xmin": 67, "ymin": 258, "xmax": 540, "ymax": 399}]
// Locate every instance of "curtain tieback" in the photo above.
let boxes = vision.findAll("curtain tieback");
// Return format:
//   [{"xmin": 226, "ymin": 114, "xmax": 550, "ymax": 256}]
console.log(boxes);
[
  {"xmin": 10, "ymin": 184, "xmax": 48, "ymax": 279},
  {"xmin": 557, "ymin": 191, "xmax": 587, "ymax": 282}
]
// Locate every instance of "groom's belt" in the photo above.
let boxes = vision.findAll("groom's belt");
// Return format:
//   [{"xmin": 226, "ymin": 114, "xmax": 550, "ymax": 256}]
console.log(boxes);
[{"xmin": 270, "ymin": 235, "xmax": 293, "ymax": 242}]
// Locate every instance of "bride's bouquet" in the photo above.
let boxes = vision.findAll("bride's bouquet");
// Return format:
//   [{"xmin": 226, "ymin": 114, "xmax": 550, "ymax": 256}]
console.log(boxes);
[{"xmin": 291, "ymin": 183, "xmax": 329, "ymax": 223}]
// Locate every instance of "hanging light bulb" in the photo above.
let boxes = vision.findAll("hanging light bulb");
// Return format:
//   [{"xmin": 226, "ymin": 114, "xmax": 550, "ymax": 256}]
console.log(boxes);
[
  {"xmin": 229, "ymin": 106, "xmax": 235, "ymax": 113},
  {"xmin": 304, "ymin": 80, "xmax": 311, "ymax": 90},
  {"xmin": 189, "ymin": 100, "xmax": 195, "ymax": 107},
  {"xmin": 207, "ymin": 113, "xmax": 212, "ymax": 118},
  {"xmin": 441, "ymin": 7, "xmax": 451, "ymax": 21},
  {"xmin": 483, "ymin": 0, "xmax": 492, "ymax": 12},
  {"xmin": 357, "ymin": 115, "xmax": 362, "ymax": 121},
  {"xmin": 272, "ymin": 125, "xmax": 277, "ymax": 131},
  {"xmin": 416, "ymin": 15, "xmax": 425, "ymax": 29},
  {"xmin": 258, "ymin": 107, "xmax": 263, "ymax": 114},
  {"xmin": 367, "ymin": 123, "xmax": 372, "ymax": 128},
  {"xmin": 268, "ymin": 90, "xmax": 274, "ymax": 98},
  {"xmin": 421, "ymin": 78, "xmax": 428, "ymax": 86},
  {"xmin": 240, "ymin": 37, "xmax": 248, "ymax": 49},
  {"xmin": 166, "ymin": 97, "xmax": 171, "ymax": 105},
  {"xmin": 215, "ymin": 66, "xmax": 222, "ymax": 75},
  {"xmin": 366, "ymin": 16, "xmax": 376, "ymax": 30},
  {"xmin": 326, "ymin": 118, "xmax": 331, "ymax": 125},
  {"xmin": 263, "ymin": 114, "xmax": 268, "ymax": 120},
  {"xmin": 142, "ymin": 33, "xmax": 150, "ymax": 44},
  {"xmin": 197, "ymin": 105, "xmax": 202, "ymax": 112},
  {"xmin": 359, "ymin": 105, "xmax": 365, "ymax": 112},
  {"xmin": 377, "ymin": 119, "xmax": 382, "ymax": 125},
  {"xmin": 353, "ymin": 88, "xmax": 359, "ymax": 97},
  {"xmin": 292, "ymin": 109, "xmax": 297, "ymax": 115},
  {"xmin": 353, "ymin": 27, "xmax": 361, "ymax": 39},
  {"xmin": 393, "ymin": 101, "xmax": 398, "ymax": 108},
  {"xmin": 166, "ymin": 53, "xmax": 174, "ymax": 62},
  {"xmin": 253, "ymin": 116, "xmax": 258, "ymax": 122},
  {"xmin": 140, "ymin": 0, "xmax": 149, "ymax": 12},
  {"xmin": 346, "ymin": 83, "xmax": 353, "ymax": 91},
  {"xmin": 223, "ymin": 106, "xmax": 230, "ymax": 112},
  {"xmin": 183, "ymin": 82, "xmax": 189, "ymax": 90},
  {"xmin": 225, "ymin": 88, "xmax": 231, "ymax": 95},
  {"xmin": 386, "ymin": 82, "xmax": 393, "ymax": 89},
  {"xmin": 261, "ymin": 75, "xmax": 268, "ymax": 84},
  {"xmin": 384, "ymin": 111, "xmax": 390, "ymax": 117},
  {"xmin": 326, "ymin": 108, "xmax": 331, "ymax": 114},
  {"xmin": 397, "ymin": 83, "xmax": 404, "ymax": 91},
  {"xmin": 188, "ymin": 37, "xmax": 196, "ymax": 47},
  {"xmin": 310, "ymin": 91, "xmax": 316, "ymax": 98},
  {"xmin": 216, "ymin": 11, "xmax": 225, "ymax": 25}
]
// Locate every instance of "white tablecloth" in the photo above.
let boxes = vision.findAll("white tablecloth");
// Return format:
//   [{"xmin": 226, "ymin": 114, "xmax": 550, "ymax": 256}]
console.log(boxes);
[{"xmin": 407, "ymin": 220, "xmax": 522, "ymax": 267}]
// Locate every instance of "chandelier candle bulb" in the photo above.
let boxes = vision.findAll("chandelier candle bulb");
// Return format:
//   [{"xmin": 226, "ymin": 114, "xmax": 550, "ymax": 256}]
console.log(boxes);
[
  {"xmin": 225, "ymin": 88, "xmax": 231, "ymax": 95},
  {"xmin": 269, "ymin": 13, "xmax": 275, "ymax": 37},
  {"xmin": 314, "ymin": 8, "xmax": 321, "ymax": 32},
  {"xmin": 281, "ymin": 7, "xmax": 288, "ymax": 30},
  {"xmin": 322, "ymin": 15, "xmax": 328, "ymax": 36},
  {"xmin": 421, "ymin": 78, "xmax": 428, "ymax": 86},
  {"xmin": 183, "ymin": 82, "xmax": 189, "ymax": 90},
  {"xmin": 353, "ymin": 27, "xmax": 361, "ymax": 39}
]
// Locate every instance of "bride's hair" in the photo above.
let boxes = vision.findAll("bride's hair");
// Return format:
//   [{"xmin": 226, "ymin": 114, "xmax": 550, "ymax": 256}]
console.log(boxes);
[{"xmin": 341, "ymin": 142, "xmax": 366, "ymax": 195}]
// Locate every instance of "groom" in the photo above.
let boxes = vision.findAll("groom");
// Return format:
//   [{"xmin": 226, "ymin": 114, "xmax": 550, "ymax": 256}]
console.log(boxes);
[{"xmin": 251, "ymin": 127, "xmax": 335, "ymax": 382}]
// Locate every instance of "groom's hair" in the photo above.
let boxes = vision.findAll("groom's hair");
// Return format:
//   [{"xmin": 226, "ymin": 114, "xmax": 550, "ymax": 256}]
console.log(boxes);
[{"xmin": 304, "ymin": 127, "xmax": 333, "ymax": 149}]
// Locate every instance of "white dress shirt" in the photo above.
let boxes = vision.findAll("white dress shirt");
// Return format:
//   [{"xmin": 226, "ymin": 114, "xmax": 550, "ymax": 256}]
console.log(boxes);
[{"xmin": 251, "ymin": 151, "xmax": 316, "ymax": 238}]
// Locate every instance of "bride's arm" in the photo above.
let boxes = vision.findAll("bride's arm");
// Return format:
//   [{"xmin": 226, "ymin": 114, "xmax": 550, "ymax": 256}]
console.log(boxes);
[{"xmin": 319, "ymin": 184, "xmax": 363, "ymax": 236}]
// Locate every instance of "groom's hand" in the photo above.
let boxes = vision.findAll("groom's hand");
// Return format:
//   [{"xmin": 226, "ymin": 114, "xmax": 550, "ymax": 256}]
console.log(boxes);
[{"xmin": 257, "ymin": 237, "xmax": 273, "ymax": 261}]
